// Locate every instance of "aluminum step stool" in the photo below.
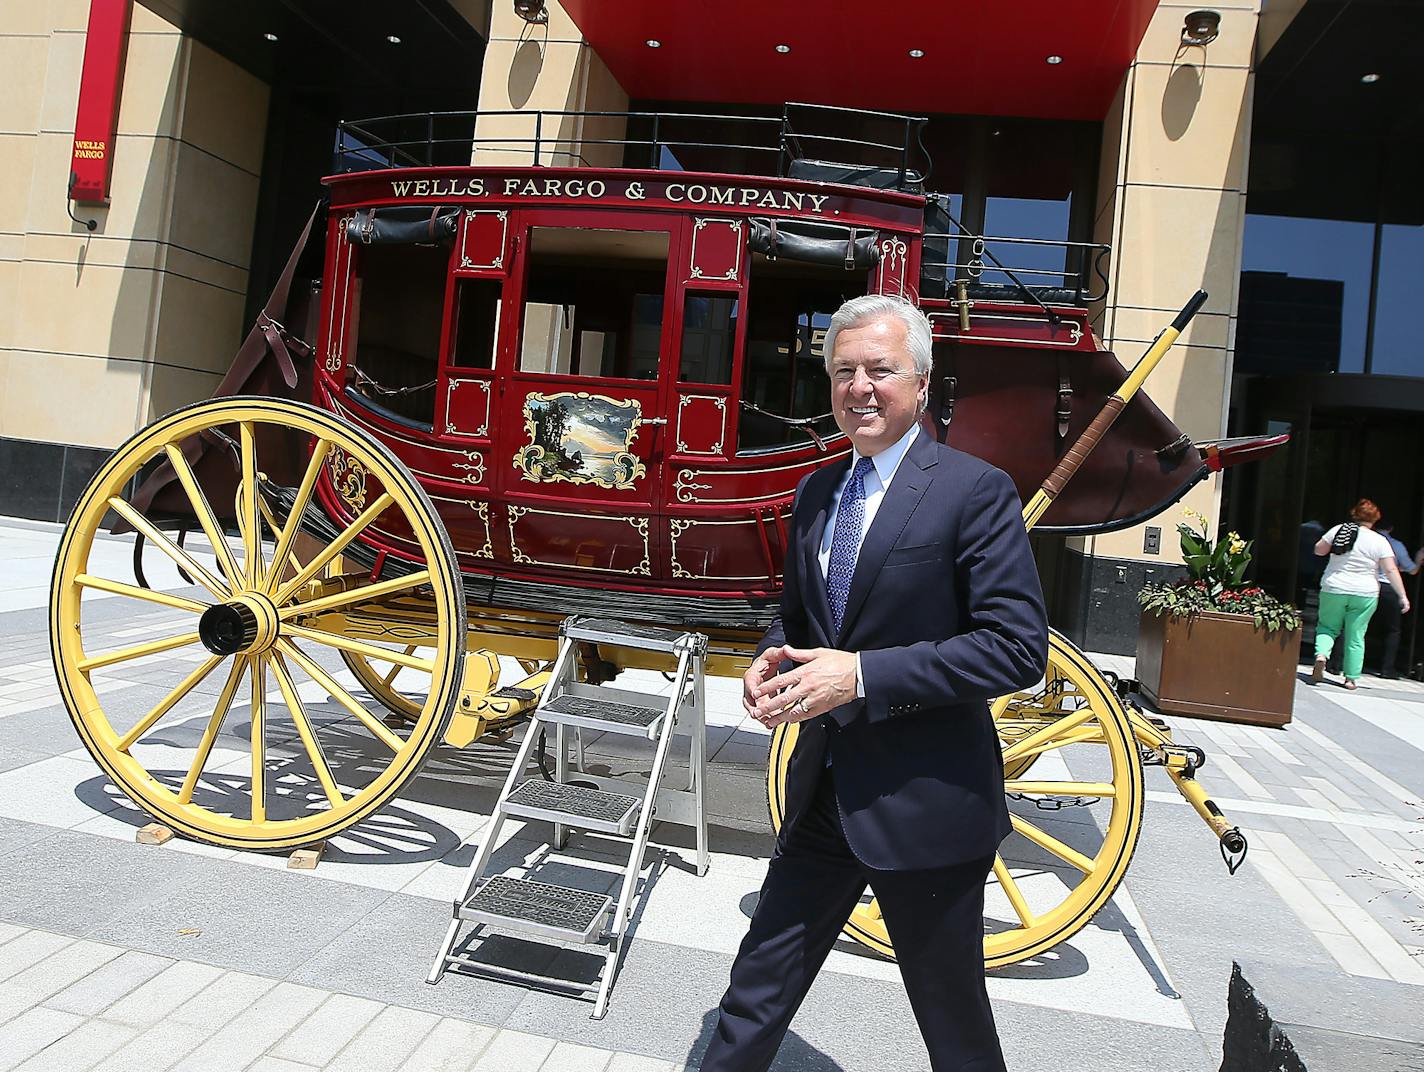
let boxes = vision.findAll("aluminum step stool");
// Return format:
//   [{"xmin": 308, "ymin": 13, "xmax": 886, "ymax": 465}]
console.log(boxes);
[{"xmin": 427, "ymin": 615, "xmax": 709, "ymax": 1018}]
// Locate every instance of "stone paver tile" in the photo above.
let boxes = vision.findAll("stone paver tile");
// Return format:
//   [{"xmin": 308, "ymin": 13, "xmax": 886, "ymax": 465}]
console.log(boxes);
[
  {"xmin": 0, "ymin": 938, "xmax": 123, "ymax": 1023},
  {"xmin": 0, "ymin": 932, "xmax": 73, "ymax": 985},
  {"xmin": 102, "ymin": 960, "xmax": 225, "ymax": 1028},
  {"xmin": 42, "ymin": 948, "xmax": 171, "ymax": 1016},
  {"xmin": 13, "ymin": 1017, "xmax": 136, "ymax": 1071},
  {"xmin": 245, "ymin": 1059, "xmax": 319, "ymax": 1072},
  {"xmin": 168, "ymin": 970, "xmax": 275, "ymax": 1030},
  {"xmin": 0, "ymin": 922, "xmax": 24, "ymax": 946},
  {"xmin": 395, "ymin": 1017, "xmax": 496, "ymax": 1071},
  {"xmin": 90, "ymin": 1021, "xmax": 210, "ymax": 1072},
  {"xmin": 172, "ymin": 981, "xmax": 327, "ymax": 1072},
  {"xmin": 268, "ymin": 992, "xmax": 383, "ymax": 1066},
  {"xmin": 606, "ymin": 1055, "xmax": 682, "ymax": 1072},
  {"xmin": 0, "ymin": 1006, "xmax": 84, "ymax": 1068},
  {"xmin": 541, "ymin": 1040, "xmax": 614, "ymax": 1072},
  {"xmin": 470, "ymin": 1030, "xmax": 556, "ymax": 1072},
  {"xmin": 325, "ymin": 1004, "xmax": 441, "ymax": 1072}
]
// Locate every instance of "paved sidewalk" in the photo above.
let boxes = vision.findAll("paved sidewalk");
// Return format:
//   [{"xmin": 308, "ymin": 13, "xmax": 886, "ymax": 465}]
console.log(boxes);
[{"xmin": 4, "ymin": 515, "xmax": 1423, "ymax": 1070}]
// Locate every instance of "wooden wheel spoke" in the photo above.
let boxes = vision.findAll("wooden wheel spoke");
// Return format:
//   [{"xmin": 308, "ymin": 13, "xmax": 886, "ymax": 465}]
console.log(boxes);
[
  {"xmin": 281, "ymin": 624, "xmax": 435, "ymax": 673},
  {"xmin": 177, "ymin": 656, "xmax": 248, "ymax": 805},
  {"xmin": 75, "ymin": 574, "xmax": 208, "ymax": 615},
  {"xmin": 1001, "ymin": 703, "xmax": 1100, "ymax": 764},
  {"xmin": 277, "ymin": 639, "xmax": 403, "ymax": 752},
  {"xmin": 107, "ymin": 498, "xmax": 230, "ymax": 599},
  {"xmin": 1000, "ymin": 723, "xmax": 1103, "ymax": 758},
  {"xmin": 1010, "ymin": 813, "xmax": 1097, "ymax": 875},
  {"xmin": 264, "ymin": 439, "xmax": 332, "ymax": 597},
  {"xmin": 273, "ymin": 492, "xmax": 396, "ymax": 606},
  {"xmin": 382, "ymin": 649, "xmax": 417, "ymax": 687},
  {"xmin": 251, "ymin": 658, "xmax": 267, "ymax": 822},
  {"xmin": 992, "ymin": 855, "xmax": 1037, "ymax": 929},
  {"xmin": 1003, "ymin": 780, "xmax": 1117, "ymax": 798},
  {"xmin": 163, "ymin": 443, "xmax": 243, "ymax": 590},
  {"xmin": 78, "ymin": 630, "xmax": 202, "ymax": 673},
  {"xmin": 116, "ymin": 654, "xmax": 225, "ymax": 752},
  {"xmin": 279, "ymin": 570, "xmax": 432, "ymax": 620},
  {"xmin": 238, "ymin": 421, "xmax": 262, "ymax": 588},
  {"xmin": 270, "ymin": 653, "xmax": 344, "ymax": 808}
]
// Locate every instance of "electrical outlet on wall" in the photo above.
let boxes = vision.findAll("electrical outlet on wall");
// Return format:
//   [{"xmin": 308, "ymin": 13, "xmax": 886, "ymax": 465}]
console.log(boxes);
[{"xmin": 1144, "ymin": 526, "xmax": 1161, "ymax": 554}]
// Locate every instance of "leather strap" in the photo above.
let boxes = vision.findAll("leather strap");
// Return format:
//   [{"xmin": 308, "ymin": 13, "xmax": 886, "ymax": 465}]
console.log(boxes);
[{"xmin": 1056, "ymin": 353, "xmax": 1073, "ymax": 440}]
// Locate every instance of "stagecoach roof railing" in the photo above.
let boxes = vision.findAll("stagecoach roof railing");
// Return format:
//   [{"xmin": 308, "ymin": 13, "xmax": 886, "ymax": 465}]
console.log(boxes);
[
  {"xmin": 920, "ymin": 234, "xmax": 1114, "ymax": 307},
  {"xmin": 334, "ymin": 104, "xmax": 929, "ymax": 189}
]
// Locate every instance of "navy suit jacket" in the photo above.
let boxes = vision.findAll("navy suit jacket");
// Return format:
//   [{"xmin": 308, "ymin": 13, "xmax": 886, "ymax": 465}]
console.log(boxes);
[{"xmin": 763, "ymin": 431, "xmax": 1048, "ymax": 871}]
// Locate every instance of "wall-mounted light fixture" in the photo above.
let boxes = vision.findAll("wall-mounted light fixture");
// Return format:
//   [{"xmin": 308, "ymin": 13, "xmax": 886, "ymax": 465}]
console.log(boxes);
[
  {"xmin": 514, "ymin": 0, "xmax": 548, "ymax": 25},
  {"xmin": 1182, "ymin": 10, "xmax": 1221, "ymax": 46}
]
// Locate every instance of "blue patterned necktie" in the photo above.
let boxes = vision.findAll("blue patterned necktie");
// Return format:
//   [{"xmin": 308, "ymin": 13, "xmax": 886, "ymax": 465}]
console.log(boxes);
[{"xmin": 827, "ymin": 457, "xmax": 875, "ymax": 636}]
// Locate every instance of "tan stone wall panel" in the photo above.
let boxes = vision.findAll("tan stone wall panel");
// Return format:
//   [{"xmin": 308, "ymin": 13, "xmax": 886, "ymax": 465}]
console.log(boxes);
[
  {"xmin": 167, "ymin": 140, "xmax": 261, "ymax": 270},
  {"xmin": 0, "ymin": 134, "xmax": 38, "ymax": 237},
  {"xmin": 149, "ymin": 272, "xmax": 247, "ymax": 379},
  {"xmin": 1123, "ymin": 64, "xmax": 1251, "ymax": 190},
  {"xmin": 143, "ymin": 363, "xmax": 224, "ymax": 427},
  {"xmin": 180, "ymin": 42, "xmax": 268, "ymax": 176},
  {"xmin": 1109, "ymin": 305, "xmax": 1232, "ymax": 352},
  {"xmin": 13, "ymin": 257, "xmax": 160, "ymax": 364},
  {"xmin": 1112, "ymin": 185, "xmax": 1245, "ymax": 318},
  {"xmin": 26, "ymin": 130, "xmax": 179, "ymax": 240},
  {"xmin": 0, "ymin": 348, "xmax": 144, "ymax": 448},
  {"xmin": 489, "ymin": 0, "xmax": 584, "ymax": 43},
  {"xmin": 0, "ymin": 35, "xmax": 52, "ymax": 134}
]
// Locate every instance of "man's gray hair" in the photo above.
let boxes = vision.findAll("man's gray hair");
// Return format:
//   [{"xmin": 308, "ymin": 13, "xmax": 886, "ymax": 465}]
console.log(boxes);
[{"xmin": 822, "ymin": 294, "xmax": 934, "ymax": 377}]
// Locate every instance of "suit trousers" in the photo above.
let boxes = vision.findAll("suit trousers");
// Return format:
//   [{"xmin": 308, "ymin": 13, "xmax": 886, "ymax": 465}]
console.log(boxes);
[{"xmin": 700, "ymin": 769, "xmax": 1005, "ymax": 1072}]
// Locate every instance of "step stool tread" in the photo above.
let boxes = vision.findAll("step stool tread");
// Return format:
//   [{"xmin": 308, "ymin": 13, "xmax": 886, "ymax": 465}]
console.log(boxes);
[
  {"xmin": 544, "ymin": 694, "xmax": 662, "ymax": 728},
  {"xmin": 466, "ymin": 875, "xmax": 611, "ymax": 936},
  {"xmin": 506, "ymin": 779, "xmax": 641, "ymax": 825}
]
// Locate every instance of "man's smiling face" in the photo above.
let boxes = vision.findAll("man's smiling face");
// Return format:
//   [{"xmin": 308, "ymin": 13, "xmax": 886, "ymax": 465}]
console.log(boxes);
[{"xmin": 828, "ymin": 315, "xmax": 928, "ymax": 457}]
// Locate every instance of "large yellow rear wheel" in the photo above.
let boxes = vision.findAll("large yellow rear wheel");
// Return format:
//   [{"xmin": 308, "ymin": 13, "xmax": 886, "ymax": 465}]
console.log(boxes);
[
  {"xmin": 51, "ymin": 397, "xmax": 465, "ymax": 851},
  {"xmin": 767, "ymin": 629, "xmax": 1143, "ymax": 967}
]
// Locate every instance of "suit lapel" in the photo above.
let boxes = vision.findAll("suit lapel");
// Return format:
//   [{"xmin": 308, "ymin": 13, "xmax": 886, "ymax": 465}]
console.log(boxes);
[
  {"xmin": 801, "ymin": 460, "xmax": 845, "ymax": 642},
  {"xmin": 837, "ymin": 432, "xmax": 938, "ymax": 642}
]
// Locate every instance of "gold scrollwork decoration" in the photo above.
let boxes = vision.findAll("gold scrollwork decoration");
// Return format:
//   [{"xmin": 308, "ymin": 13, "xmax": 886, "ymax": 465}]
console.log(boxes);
[
  {"xmin": 506, "ymin": 504, "xmax": 651, "ymax": 576},
  {"xmin": 452, "ymin": 451, "xmax": 486, "ymax": 485},
  {"xmin": 674, "ymin": 469, "xmax": 714, "ymax": 503},
  {"xmin": 445, "ymin": 379, "xmax": 491, "ymax": 437},
  {"xmin": 512, "ymin": 391, "xmax": 647, "ymax": 491},
  {"xmin": 469, "ymin": 501, "xmax": 493, "ymax": 559},
  {"xmin": 669, "ymin": 519, "xmax": 695, "ymax": 579},
  {"xmin": 328, "ymin": 447, "xmax": 369, "ymax": 513}
]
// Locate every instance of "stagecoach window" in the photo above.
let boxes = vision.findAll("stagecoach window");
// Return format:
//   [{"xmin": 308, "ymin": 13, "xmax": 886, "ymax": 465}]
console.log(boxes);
[
  {"xmin": 737, "ymin": 254, "xmax": 852, "ymax": 452},
  {"xmin": 679, "ymin": 293, "xmax": 737, "ymax": 385},
  {"xmin": 519, "ymin": 227, "xmax": 669, "ymax": 380},
  {"xmin": 350, "ymin": 243, "xmax": 447, "ymax": 426},
  {"xmin": 451, "ymin": 279, "xmax": 501, "ymax": 369}
]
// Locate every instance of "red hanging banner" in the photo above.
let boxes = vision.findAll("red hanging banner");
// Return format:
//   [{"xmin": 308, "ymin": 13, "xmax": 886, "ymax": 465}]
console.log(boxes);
[{"xmin": 69, "ymin": 0, "xmax": 134, "ymax": 205}]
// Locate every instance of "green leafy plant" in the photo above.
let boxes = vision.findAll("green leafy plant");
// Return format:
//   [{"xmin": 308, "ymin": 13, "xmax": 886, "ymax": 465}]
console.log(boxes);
[{"xmin": 1138, "ymin": 509, "xmax": 1302, "ymax": 634}]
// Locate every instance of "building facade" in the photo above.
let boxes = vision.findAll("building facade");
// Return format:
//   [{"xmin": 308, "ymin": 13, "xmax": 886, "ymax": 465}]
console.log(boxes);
[{"xmin": 4, "ymin": 0, "xmax": 1418, "ymax": 656}]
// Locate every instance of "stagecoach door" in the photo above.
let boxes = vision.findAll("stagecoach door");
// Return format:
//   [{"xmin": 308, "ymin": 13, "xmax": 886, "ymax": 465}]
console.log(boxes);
[{"xmin": 492, "ymin": 211, "xmax": 676, "ymax": 580}]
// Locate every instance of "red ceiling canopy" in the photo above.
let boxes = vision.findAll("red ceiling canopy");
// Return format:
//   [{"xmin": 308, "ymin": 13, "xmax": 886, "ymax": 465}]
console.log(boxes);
[{"xmin": 559, "ymin": 0, "xmax": 1159, "ymax": 121}]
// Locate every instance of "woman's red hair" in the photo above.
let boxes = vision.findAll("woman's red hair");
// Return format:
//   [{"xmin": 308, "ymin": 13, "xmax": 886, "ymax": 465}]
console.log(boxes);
[{"xmin": 1350, "ymin": 498, "xmax": 1381, "ymax": 524}]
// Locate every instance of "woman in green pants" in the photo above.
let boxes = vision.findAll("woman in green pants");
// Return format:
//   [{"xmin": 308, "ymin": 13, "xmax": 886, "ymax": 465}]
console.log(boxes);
[{"xmin": 1312, "ymin": 499, "xmax": 1410, "ymax": 689}]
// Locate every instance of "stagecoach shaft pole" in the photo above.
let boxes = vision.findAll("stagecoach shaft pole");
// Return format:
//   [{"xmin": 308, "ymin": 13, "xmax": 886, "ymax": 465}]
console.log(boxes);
[{"xmin": 1020, "ymin": 290, "xmax": 1209, "ymax": 532}]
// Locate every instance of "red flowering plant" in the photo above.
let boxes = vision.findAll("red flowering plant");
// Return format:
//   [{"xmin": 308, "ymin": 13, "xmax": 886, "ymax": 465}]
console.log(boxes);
[{"xmin": 1138, "ymin": 509, "xmax": 1302, "ymax": 634}]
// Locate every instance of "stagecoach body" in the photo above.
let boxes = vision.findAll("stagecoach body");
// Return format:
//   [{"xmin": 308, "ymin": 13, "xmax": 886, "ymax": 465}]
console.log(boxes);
[{"xmin": 52, "ymin": 105, "xmax": 1276, "ymax": 978}]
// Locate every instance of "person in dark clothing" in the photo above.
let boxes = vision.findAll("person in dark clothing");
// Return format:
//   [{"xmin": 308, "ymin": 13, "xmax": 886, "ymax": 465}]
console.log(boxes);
[{"xmin": 1374, "ymin": 521, "xmax": 1423, "ymax": 679}]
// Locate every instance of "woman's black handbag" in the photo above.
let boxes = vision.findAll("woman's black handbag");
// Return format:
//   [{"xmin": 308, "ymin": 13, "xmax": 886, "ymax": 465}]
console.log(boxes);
[{"xmin": 1331, "ymin": 522, "xmax": 1360, "ymax": 555}]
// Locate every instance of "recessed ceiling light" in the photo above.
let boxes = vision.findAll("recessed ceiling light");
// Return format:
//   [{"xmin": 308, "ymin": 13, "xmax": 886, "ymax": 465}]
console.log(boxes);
[
  {"xmin": 385, "ymin": 34, "xmax": 401, "ymax": 44},
  {"xmin": 263, "ymin": 32, "xmax": 278, "ymax": 42},
  {"xmin": 1046, "ymin": 55, "xmax": 1063, "ymax": 65},
  {"xmin": 908, "ymin": 49, "xmax": 924, "ymax": 58},
  {"xmin": 775, "ymin": 44, "xmax": 791, "ymax": 54},
  {"xmin": 646, "ymin": 39, "xmax": 660, "ymax": 48},
  {"xmin": 1361, "ymin": 72, "xmax": 1381, "ymax": 84}
]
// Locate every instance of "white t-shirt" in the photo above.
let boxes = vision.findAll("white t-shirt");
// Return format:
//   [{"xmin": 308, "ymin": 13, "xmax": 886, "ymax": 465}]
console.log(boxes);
[{"xmin": 1320, "ymin": 524, "xmax": 1394, "ymax": 597}]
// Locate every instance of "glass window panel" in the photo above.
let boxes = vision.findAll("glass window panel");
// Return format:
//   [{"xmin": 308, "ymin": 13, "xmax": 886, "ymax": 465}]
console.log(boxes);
[
  {"xmin": 519, "ymin": 227, "xmax": 669, "ymax": 380},
  {"xmin": 451, "ymin": 279, "xmax": 501, "ymax": 369},
  {"xmin": 1371, "ymin": 223, "xmax": 1424, "ymax": 377},
  {"xmin": 980, "ymin": 195, "xmax": 1071, "ymax": 289},
  {"xmin": 350, "ymin": 243, "xmax": 446, "ymax": 426},
  {"xmin": 1239, "ymin": 214, "xmax": 1373, "ymax": 373},
  {"xmin": 679, "ymin": 293, "xmax": 738, "ymax": 384}
]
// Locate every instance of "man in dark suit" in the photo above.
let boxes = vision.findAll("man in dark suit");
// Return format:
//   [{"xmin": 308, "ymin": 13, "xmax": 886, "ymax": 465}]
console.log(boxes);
[{"xmin": 700, "ymin": 294, "xmax": 1048, "ymax": 1072}]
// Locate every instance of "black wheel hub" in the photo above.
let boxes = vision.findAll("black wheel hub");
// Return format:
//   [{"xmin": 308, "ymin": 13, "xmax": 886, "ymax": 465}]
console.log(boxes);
[{"xmin": 199, "ymin": 601, "xmax": 258, "ymax": 656}]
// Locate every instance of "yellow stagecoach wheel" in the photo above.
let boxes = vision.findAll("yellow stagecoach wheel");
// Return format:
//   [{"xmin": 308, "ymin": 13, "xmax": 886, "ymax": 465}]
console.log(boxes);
[
  {"xmin": 51, "ymin": 397, "xmax": 466, "ymax": 851},
  {"xmin": 766, "ymin": 629, "xmax": 1144, "ymax": 967},
  {"xmin": 339, "ymin": 649, "xmax": 426, "ymax": 723}
]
